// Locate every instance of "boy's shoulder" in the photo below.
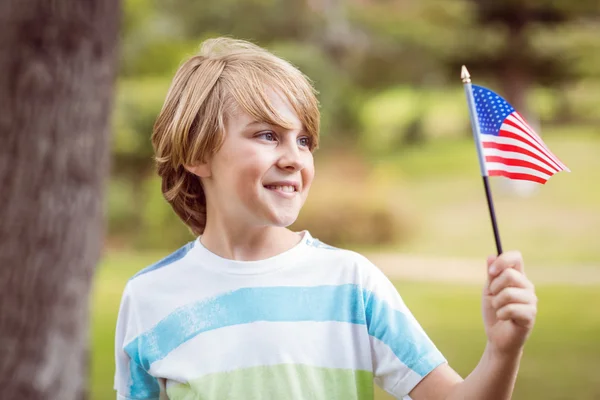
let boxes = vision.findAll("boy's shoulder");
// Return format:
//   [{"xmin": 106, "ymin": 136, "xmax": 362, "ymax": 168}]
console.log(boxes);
[
  {"xmin": 127, "ymin": 240, "xmax": 198, "ymax": 286},
  {"xmin": 303, "ymin": 234, "xmax": 383, "ymax": 276}
]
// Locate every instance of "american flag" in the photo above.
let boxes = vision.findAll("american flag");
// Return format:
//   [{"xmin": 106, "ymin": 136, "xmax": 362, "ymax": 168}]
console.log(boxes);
[{"xmin": 472, "ymin": 85, "xmax": 570, "ymax": 184}]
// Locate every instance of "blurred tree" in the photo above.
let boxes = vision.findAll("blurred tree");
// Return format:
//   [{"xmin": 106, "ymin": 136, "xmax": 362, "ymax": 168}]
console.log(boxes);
[
  {"xmin": 0, "ymin": 0, "xmax": 120, "ymax": 398},
  {"xmin": 451, "ymin": 0, "xmax": 600, "ymax": 118},
  {"xmin": 348, "ymin": 0, "xmax": 600, "ymax": 122},
  {"xmin": 111, "ymin": 78, "xmax": 171, "ymax": 236},
  {"xmin": 159, "ymin": 0, "xmax": 319, "ymax": 45}
]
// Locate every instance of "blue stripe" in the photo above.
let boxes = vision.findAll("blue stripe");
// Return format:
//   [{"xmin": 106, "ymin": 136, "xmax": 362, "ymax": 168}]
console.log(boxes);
[
  {"xmin": 362, "ymin": 290, "xmax": 442, "ymax": 376},
  {"xmin": 306, "ymin": 238, "xmax": 338, "ymax": 250},
  {"xmin": 124, "ymin": 285, "xmax": 441, "ymax": 397},
  {"xmin": 131, "ymin": 241, "xmax": 195, "ymax": 280},
  {"xmin": 128, "ymin": 362, "xmax": 159, "ymax": 399}
]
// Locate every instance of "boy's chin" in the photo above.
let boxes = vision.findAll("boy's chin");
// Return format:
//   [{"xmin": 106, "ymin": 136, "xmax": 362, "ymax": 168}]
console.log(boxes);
[{"xmin": 265, "ymin": 212, "xmax": 300, "ymax": 228}]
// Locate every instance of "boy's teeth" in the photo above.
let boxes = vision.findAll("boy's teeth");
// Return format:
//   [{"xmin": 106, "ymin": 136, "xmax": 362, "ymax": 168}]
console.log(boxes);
[{"xmin": 267, "ymin": 185, "xmax": 295, "ymax": 192}]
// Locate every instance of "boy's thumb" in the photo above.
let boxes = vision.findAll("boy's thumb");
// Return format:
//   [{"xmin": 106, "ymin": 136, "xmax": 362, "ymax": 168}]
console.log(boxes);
[{"xmin": 486, "ymin": 255, "xmax": 497, "ymax": 269}]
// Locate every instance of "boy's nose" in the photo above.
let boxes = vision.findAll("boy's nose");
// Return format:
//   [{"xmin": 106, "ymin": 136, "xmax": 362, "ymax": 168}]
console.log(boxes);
[{"xmin": 277, "ymin": 144, "xmax": 304, "ymax": 172}]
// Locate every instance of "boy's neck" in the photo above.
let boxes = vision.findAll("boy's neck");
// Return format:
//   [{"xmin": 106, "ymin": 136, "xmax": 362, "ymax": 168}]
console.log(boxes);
[{"xmin": 199, "ymin": 225, "xmax": 303, "ymax": 262}]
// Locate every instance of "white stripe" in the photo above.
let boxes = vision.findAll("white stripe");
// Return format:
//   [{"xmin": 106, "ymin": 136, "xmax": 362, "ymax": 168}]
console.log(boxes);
[
  {"xmin": 148, "ymin": 321, "xmax": 375, "ymax": 381},
  {"xmin": 150, "ymin": 320, "xmax": 428, "ymax": 399},
  {"xmin": 506, "ymin": 114, "xmax": 567, "ymax": 170},
  {"xmin": 498, "ymin": 123, "xmax": 561, "ymax": 171},
  {"xmin": 369, "ymin": 335, "xmax": 425, "ymax": 397},
  {"xmin": 483, "ymin": 148, "xmax": 559, "ymax": 173},
  {"xmin": 359, "ymin": 257, "xmax": 423, "ymax": 318},
  {"xmin": 509, "ymin": 113, "xmax": 569, "ymax": 171},
  {"xmin": 481, "ymin": 134, "xmax": 560, "ymax": 172},
  {"xmin": 506, "ymin": 115, "xmax": 555, "ymax": 159},
  {"xmin": 509, "ymin": 113, "xmax": 553, "ymax": 156},
  {"xmin": 486, "ymin": 162, "xmax": 551, "ymax": 180},
  {"xmin": 508, "ymin": 113, "xmax": 547, "ymax": 148},
  {"xmin": 129, "ymin": 244, "xmax": 372, "ymax": 330}
]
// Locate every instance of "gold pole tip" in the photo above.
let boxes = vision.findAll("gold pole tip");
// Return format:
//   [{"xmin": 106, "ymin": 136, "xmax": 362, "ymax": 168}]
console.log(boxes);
[{"xmin": 461, "ymin": 65, "xmax": 471, "ymax": 83}]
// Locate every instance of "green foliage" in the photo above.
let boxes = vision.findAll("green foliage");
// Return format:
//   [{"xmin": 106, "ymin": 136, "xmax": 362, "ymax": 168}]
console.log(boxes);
[
  {"xmin": 359, "ymin": 87, "xmax": 424, "ymax": 154},
  {"xmin": 348, "ymin": 0, "xmax": 474, "ymax": 84},
  {"xmin": 564, "ymin": 80, "xmax": 600, "ymax": 122},
  {"xmin": 136, "ymin": 176, "xmax": 194, "ymax": 249},
  {"xmin": 122, "ymin": 39, "xmax": 200, "ymax": 78},
  {"xmin": 158, "ymin": 0, "xmax": 319, "ymax": 44},
  {"xmin": 106, "ymin": 177, "xmax": 138, "ymax": 236},
  {"xmin": 113, "ymin": 77, "xmax": 171, "ymax": 162},
  {"xmin": 527, "ymin": 86, "xmax": 560, "ymax": 122},
  {"xmin": 267, "ymin": 41, "xmax": 356, "ymax": 138},
  {"xmin": 358, "ymin": 87, "xmax": 470, "ymax": 156}
]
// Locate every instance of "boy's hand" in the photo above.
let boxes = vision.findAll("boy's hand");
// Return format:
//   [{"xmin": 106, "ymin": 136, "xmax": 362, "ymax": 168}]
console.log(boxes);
[{"xmin": 482, "ymin": 251, "xmax": 537, "ymax": 357}]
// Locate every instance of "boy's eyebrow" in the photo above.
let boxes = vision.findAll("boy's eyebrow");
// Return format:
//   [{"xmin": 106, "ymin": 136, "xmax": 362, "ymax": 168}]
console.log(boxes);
[
  {"xmin": 244, "ymin": 120, "xmax": 270, "ymax": 129},
  {"xmin": 244, "ymin": 120, "xmax": 305, "ymax": 133}
]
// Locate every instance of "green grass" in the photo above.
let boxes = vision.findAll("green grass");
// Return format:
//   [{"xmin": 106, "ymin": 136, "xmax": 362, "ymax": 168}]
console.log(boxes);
[
  {"xmin": 91, "ymin": 252, "xmax": 600, "ymax": 400},
  {"xmin": 371, "ymin": 131, "xmax": 600, "ymax": 267}
]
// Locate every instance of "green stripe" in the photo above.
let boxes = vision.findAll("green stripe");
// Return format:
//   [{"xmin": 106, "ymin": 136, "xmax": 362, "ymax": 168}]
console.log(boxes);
[{"xmin": 167, "ymin": 364, "xmax": 374, "ymax": 400}]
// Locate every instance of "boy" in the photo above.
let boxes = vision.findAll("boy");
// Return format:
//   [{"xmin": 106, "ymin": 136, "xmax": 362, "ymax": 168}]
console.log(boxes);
[{"xmin": 114, "ymin": 37, "xmax": 537, "ymax": 400}]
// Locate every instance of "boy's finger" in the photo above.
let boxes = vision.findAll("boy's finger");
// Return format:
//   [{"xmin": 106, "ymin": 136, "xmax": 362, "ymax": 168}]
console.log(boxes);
[
  {"xmin": 484, "ymin": 255, "xmax": 497, "ymax": 288},
  {"xmin": 491, "ymin": 287, "xmax": 537, "ymax": 310},
  {"xmin": 496, "ymin": 303, "xmax": 537, "ymax": 328},
  {"xmin": 489, "ymin": 268, "xmax": 533, "ymax": 295},
  {"xmin": 488, "ymin": 250, "xmax": 525, "ymax": 277}
]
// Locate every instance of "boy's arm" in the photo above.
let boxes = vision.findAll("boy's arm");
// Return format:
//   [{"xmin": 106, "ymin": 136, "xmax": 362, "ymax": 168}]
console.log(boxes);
[
  {"xmin": 409, "ymin": 251, "xmax": 537, "ymax": 400},
  {"xmin": 115, "ymin": 283, "xmax": 161, "ymax": 400},
  {"xmin": 409, "ymin": 345, "xmax": 522, "ymax": 399}
]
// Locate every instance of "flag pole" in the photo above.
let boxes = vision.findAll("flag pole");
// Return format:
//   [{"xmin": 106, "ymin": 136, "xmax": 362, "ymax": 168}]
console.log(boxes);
[{"xmin": 461, "ymin": 66, "xmax": 503, "ymax": 256}]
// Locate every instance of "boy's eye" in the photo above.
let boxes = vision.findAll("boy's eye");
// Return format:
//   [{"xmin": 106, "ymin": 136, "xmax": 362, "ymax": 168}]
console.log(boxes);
[
  {"xmin": 259, "ymin": 132, "xmax": 276, "ymax": 141},
  {"xmin": 298, "ymin": 136, "xmax": 311, "ymax": 148}
]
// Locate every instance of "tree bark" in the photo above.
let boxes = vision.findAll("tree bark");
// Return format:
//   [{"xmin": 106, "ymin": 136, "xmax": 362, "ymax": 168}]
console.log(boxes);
[
  {"xmin": 0, "ymin": 1, "xmax": 120, "ymax": 399},
  {"xmin": 498, "ymin": 20, "xmax": 531, "ymax": 120}
]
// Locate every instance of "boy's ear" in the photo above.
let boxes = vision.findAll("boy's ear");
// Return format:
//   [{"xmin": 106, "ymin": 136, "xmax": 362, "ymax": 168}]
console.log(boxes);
[{"xmin": 184, "ymin": 162, "xmax": 211, "ymax": 178}]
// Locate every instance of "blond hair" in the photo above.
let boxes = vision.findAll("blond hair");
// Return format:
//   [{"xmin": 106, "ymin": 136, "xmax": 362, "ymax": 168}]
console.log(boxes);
[{"xmin": 151, "ymin": 37, "xmax": 320, "ymax": 236}]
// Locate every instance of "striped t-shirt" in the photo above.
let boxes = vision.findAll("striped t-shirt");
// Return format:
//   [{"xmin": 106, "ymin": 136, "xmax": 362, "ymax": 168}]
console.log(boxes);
[{"xmin": 114, "ymin": 231, "xmax": 446, "ymax": 400}]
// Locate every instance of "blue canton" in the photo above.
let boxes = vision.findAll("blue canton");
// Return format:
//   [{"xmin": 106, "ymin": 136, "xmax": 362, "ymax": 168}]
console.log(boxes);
[{"xmin": 472, "ymin": 84, "xmax": 514, "ymax": 136}]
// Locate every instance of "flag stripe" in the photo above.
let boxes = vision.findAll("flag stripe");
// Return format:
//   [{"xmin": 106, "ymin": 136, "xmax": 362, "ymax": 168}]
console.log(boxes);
[
  {"xmin": 489, "ymin": 170, "xmax": 548, "ymax": 184},
  {"xmin": 485, "ymin": 155, "xmax": 554, "ymax": 176},
  {"xmin": 510, "ymin": 113, "xmax": 569, "ymax": 170},
  {"xmin": 483, "ymin": 148, "xmax": 558, "ymax": 174},
  {"xmin": 504, "ymin": 115, "xmax": 567, "ymax": 170},
  {"xmin": 481, "ymin": 135, "xmax": 559, "ymax": 172},
  {"xmin": 501, "ymin": 119, "xmax": 562, "ymax": 170},
  {"xmin": 498, "ymin": 124, "xmax": 562, "ymax": 171},
  {"xmin": 481, "ymin": 140, "xmax": 556, "ymax": 174},
  {"xmin": 507, "ymin": 113, "xmax": 549, "ymax": 152},
  {"xmin": 486, "ymin": 162, "xmax": 551, "ymax": 182}
]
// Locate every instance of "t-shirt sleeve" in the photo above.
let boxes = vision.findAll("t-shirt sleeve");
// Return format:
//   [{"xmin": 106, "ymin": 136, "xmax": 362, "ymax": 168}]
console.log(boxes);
[
  {"xmin": 114, "ymin": 282, "xmax": 161, "ymax": 400},
  {"xmin": 360, "ymin": 258, "xmax": 447, "ymax": 399}
]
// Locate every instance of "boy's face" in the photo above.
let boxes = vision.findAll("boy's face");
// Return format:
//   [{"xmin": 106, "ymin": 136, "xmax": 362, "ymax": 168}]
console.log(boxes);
[{"xmin": 200, "ymin": 90, "xmax": 315, "ymax": 230}]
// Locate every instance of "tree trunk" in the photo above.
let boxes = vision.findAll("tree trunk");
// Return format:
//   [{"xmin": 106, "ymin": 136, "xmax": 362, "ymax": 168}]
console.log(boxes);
[
  {"xmin": 498, "ymin": 22, "xmax": 531, "ymax": 120},
  {"xmin": 499, "ymin": 63, "xmax": 531, "ymax": 120},
  {"xmin": 0, "ymin": 1, "xmax": 120, "ymax": 399}
]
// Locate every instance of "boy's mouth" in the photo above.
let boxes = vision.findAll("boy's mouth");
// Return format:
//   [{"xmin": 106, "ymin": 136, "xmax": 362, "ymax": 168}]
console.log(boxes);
[
  {"xmin": 264, "ymin": 185, "xmax": 296, "ymax": 193},
  {"xmin": 263, "ymin": 181, "xmax": 300, "ymax": 198}
]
